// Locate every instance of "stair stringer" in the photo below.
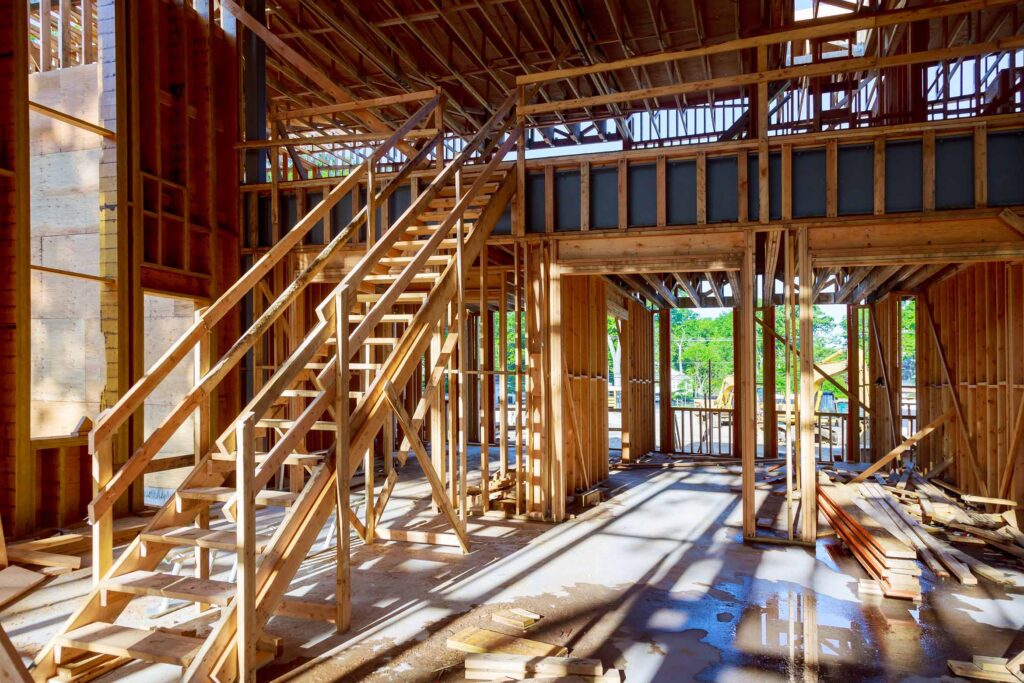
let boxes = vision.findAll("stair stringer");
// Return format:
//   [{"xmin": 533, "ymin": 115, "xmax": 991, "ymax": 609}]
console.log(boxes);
[
  {"xmin": 30, "ymin": 453, "xmax": 234, "ymax": 681},
  {"xmin": 184, "ymin": 168, "xmax": 516, "ymax": 682}
]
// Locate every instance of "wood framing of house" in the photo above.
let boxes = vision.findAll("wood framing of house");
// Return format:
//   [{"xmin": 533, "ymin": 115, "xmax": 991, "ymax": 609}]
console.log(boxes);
[{"xmin": 2, "ymin": 0, "xmax": 1024, "ymax": 680}]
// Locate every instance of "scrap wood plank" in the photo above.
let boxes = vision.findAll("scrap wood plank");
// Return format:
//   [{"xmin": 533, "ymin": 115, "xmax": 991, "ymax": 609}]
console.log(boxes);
[
  {"xmin": 8, "ymin": 518, "xmax": 147, "ymax": 557},
  {"xmin": 0, "ymin": 622, "xmax": 30, "ymax": 682},
  {"xmin": 948, "ymin": 659, "xmax": 1017, "ymax": 681},
  {"xmin": 948, "ymin": 523, "xmax": 1024, "ymax": 560},
  {"xmin": 818, "ymin": 495, "xmax": 921, "ymax": 599},
  {"xmin": 464, "ymin": 653, "xmax": 603, "ymax": 677},
  {"xmin": 818, "ymin": 482, "xmax": 915, "ymax": 559},
  {"xmin": 4, "ymin": 547, "xmax": 80, "ymax": 570},
  {"xmin": 865, "ymin": 484, "xmax": 977, "ymax": 585},
  {"xmin": 447, "ymin": 627, "xmax": 567, "ymax": 657},
  {"xmin": 55, "ymin": 652, "xmax": 131, "ymax": 683},
  {"xmin": 0, "ymin": 564, "xmax": 46, "ymax": 611},
  {"xmin": 945, "ymin": 545, "xmax": 1016, "ymax": 586},
  {"xmin": 491, "ymin": 608, "xmax": 541, "ymax": 629},
  {"xmin": 849, "ymin": 409, "xmax": 954, "ymax": 484}
]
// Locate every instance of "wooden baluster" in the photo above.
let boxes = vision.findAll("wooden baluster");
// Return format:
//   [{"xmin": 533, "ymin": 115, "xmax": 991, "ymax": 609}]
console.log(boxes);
[
  {"xmin": 91, "ymin": 432, "xmax": 112, "ymax": 586},
  {"xmin": 194, "ymin": 307, "xmax": 212, "ymax": 609},
  {"xmin": 236, "ymin": 412, "xmax": 256, "ymax": 682},
  {"xmin": 334, "ymin": 287, "xmax": 351, "ymax": 632}
]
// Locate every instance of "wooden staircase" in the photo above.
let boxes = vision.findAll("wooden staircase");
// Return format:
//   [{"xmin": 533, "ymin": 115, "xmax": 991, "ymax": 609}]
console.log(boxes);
[{"xmin": 31, "ymin": 94, "xmax": 519, "ymax": 682}]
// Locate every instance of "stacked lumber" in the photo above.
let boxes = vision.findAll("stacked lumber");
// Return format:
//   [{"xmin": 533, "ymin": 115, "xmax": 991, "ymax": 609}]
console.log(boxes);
[
  {"xmin": 447, "ymin": 627, "xmax": 568, "ymax": 657},
  {"xmin": 824, "ymin": 460, "xmax": 1022, "ymax": 593},
  {"xmin": 817, "ymin": 478, "xmax": 922, "ymax": 599},
  {"xmin": 948, "ymin": 648, "xmax": 1024, "ymax": 682},
  {"xmin": 463, "ymin": 653, "xmax": 622, "ymax": 682}
]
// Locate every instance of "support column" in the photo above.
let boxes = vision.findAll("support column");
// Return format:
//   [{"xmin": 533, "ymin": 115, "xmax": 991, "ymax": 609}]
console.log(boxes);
[
  {"xmin": 846, "ymin": 305, "xmax": 861, "ymax": 463},
  {"xmin": 763, "ymin": 304, "xmax": 778, "ymax": 460},
  {"xmin": 740, "ymin": 231, "xmax": 757, "ymax": 537},
  {"xmin": 659, "ymin": 309, "xmax": 672, "ymax": 453},
  {"xmin": 798, "ymin": 227, "xmax": 817, "ymax": 543}
]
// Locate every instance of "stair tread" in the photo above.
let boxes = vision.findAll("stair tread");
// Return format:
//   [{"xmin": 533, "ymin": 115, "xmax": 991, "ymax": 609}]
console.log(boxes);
[
  {"xmin": 210, "ymin": 450, "xmax": 323, "ymax": 467},
  {"xmin": 178, "ymin": 486, "xmax": 300, "ymax": 506},
  {"xmin": 256, "ymin": 418, "xmax": 337, "ymax": 432},
  {"xmin": 281, "ymin": 389, "xmax": 321, "ymax": 397},
  {"xmin": 58, "ymin": 622, "xmax": 204, "ymax": 667},
  {"xmin": 103, "ymin": 570, "xmax": 237, "ymax": 606},
  {"xmin": 140, "ymin": 526, "xmax": 272, "ymax": 552}
]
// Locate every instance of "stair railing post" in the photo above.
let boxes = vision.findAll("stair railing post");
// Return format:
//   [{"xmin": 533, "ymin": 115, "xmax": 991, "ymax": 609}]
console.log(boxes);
[
  {"xmin": 194, "ymin": 306, "xmax": 212, "ymax": 606},
  {"xmin": 455, "ymin": 168, "xmax": 468, "ymax": 526},
  {"xmin": 236, "ymin": 411, "xmax": 257, "ymax": 682},
  {"xmin": 333, "ymin": 286, "xmax": 351, "ymax": 633},
  {"xmin": 90, "ymin": 422, "xmax": 112, "ymax": 586}
]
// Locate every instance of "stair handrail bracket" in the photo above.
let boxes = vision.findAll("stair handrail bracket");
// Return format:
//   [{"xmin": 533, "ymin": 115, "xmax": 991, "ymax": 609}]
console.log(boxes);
[{"xmin": 84, "ymin": 96, "xmax": 442, "ymax": 535}]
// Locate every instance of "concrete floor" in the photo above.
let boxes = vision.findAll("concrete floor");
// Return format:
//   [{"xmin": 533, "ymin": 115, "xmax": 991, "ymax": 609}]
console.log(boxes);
[{"xmin": 4, "ymin": 454, "xmax": 1024, "ymax": 682}]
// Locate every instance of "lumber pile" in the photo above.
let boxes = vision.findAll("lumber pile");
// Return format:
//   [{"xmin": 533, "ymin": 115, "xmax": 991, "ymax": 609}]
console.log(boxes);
[
  {"xmin": 463, "ymin": 654, "xmax": 622, "ymax": 681},
  {"xmin": 948, "ymin": 648, "xmax": 1024, "ymax": 681},
  {"xmin": 819, "ymin": 465, "xmax": 1022, "ymax": 598},
  {"xmin": 817, "ymin": 477, "xmax": 922, "ymax": 600},
  {"xmin": 447, "ymin": 627, "xmax": 568, "ymax": 658}
]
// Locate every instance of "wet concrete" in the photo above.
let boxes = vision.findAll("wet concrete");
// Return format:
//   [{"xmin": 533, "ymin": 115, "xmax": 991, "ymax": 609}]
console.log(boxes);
[{"xmin": 3, "ymin": 457, "xmax": 1023, "ymax": 682}]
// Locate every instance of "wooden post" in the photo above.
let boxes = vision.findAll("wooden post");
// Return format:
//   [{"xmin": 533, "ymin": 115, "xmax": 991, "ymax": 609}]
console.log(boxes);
[
  {"xmin": 430, "ymin": 321, "xmax": 444, "ymax": 512},
  {"xmin": 479, "ymin": 246, "xmax": 490, "ymax": 511},
  {"xmin": 659, "ymin": 309, "xmax": 672, "ymax": 452},
  {"xmin": 456, "ymin": 170, "xmax": 468, "ymax": 524},
  {"xmin": 82, "ymin": 0, "xmax": 94, "ymax": 64},
  {"xmin": 193, "ymin": 307, "xmax": 212, "ymax": 606},
  {"xmin": 91, "ymin": 435, "xmax": 113, "ymax": 586},
  {"xmin": 763, "ymin": 304, "xmax": 778, "ymax": 460},
  {"xmin": 57, "ymin": 0, "xmax": 71, "ymax": 68},
  {"xmin": 873, "ymin": 137, "xmax": 886, "ymax": 215},
  {"xmin": 236, "ymin": 412, "xmax": 256, "ymax": 683},
  {"xmin": 797, "ymin": 227, "xmax": 817, "ymax": 543},
  {"xmin": 846, "ymin": 305, "xmax": 861, "ymax": 462},
  {"xmin": 39, "ymin": 0, "xmax": 52, "ymax": 72},
  {"xmin": 499, "ymin": 274, "xmax": 509, "ymax": 477},
  {"xmin": 334, "ymin": 288, "xmax": 351, "ymax": 632},
  {"xmin": 550, "ymin": 260, "xmax": 566, "ymax": 522},
  {"xmin": 740, "ymin": 231, "xmax": 757, "ymax": 537}
]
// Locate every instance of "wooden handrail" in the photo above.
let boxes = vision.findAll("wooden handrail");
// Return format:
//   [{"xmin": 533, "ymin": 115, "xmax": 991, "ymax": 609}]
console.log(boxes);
[
  {"xmin": 242, "ymin": 121, "xmax": 519, "ymax": 498},
  {"xmin": 87, "ymin": 98, "xmax": 440, "ymax": 524},
  {"xmin": 225, "ymin": 99, "xmax": 516, "ymax": 470},
  {"xmin": 314, "ymin": 92, "xmax": 517, "ymax": 326},
  {"xmin": 215, "ymin": 134, "xmax": 442, "ymax": 455}
]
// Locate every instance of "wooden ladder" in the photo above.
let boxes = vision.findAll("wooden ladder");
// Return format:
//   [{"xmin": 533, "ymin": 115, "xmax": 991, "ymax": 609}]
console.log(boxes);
[{"xmin": 31, "ymin": 95, "xmax": 519, "ymax": 682}]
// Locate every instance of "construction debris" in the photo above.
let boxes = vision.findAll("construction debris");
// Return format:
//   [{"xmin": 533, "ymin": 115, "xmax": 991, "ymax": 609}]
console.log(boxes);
[
  {"xmin": 447, "ymin": 627, "xmax": 568, "ymax": 657},
  {"xmin": 819, "ymin": 466, "xmax": 1021, "ymax": 600},
  {"xmin": 492, "ymin": 608, "xmax": 542, "ymax": 630},
  {"xmin": 948, "ymin": 649, "xmax": 1024, "ymax": 681},
  {"xmin": 463, "ymin": 653, "xmax": 622, "ymax": 681},
  {"xmin": 0, "ymin": 564, "xmax": 47, "ymax": 610}
]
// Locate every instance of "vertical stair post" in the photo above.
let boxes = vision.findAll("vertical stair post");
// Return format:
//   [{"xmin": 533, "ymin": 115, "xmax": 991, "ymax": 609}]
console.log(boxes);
[
  {"xmin": 334, "ymin": 286, "xmax": 351, "ymax": 633},
  {"xmin": 236, "ymin": 412, "xmax": 256, "ymax": 682},
  {"xmin": 194, "ymin": 307, "xmax": 212, "ymax": 607},
  {"xmin": 91, "ymin": 431, "xmax": 113, "ymax": 586},
  {"xmin": 456, "ymin": 169, "xmax": 468, "ymax": 524}
]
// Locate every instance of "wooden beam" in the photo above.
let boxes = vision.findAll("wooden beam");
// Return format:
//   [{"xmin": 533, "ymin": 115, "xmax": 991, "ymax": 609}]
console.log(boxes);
[
  {"xmin": 850, "ymin": 409, "xmax": 956, "ymax": 483},
  {"xmin": 798, "ymin": 227, "xmax": 817, "ymax": 543},
  {"xmin": 219, "ymin": 0, "xmax": 416, "ymax": 155},
  {"xmin": 520, "ymin": 35, "xmax": 1024, "ymax": 116},
  {"xmin": 516, "ymin": 0, "xmax": 1021, "ymax": 87},
  {"xmin": 29, "ymin": 100, "xmax": 116, "ymax": 139}
]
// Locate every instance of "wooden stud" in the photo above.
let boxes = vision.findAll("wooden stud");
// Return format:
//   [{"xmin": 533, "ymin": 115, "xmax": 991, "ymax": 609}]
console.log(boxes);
[
  {"xmin": 236, "ymin": 413, "xmax": 256, "ymax": 683},
  {"xmin": 696, "ymin": 152, "xmax": 707, "ymax": 225},
  {"xmin": 923, "ymin": 130, "xmax": 936, "ymax": 212},
  {"xmin": 798, "ymin": 227, "xmax": 817, "ymax": 543}
]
